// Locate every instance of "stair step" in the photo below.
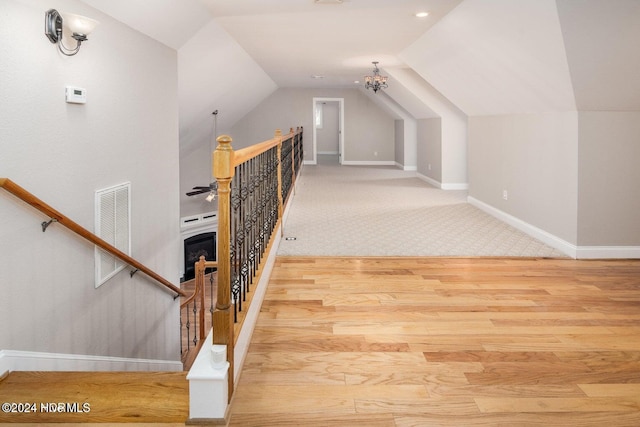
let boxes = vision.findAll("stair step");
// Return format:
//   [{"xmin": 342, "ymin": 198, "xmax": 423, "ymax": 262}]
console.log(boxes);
[{"xmin": 0, "ymin": 371, "xmax": 188, "ymax": 423}]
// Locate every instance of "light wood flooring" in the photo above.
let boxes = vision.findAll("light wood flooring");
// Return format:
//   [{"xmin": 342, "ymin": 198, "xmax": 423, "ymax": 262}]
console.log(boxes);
[
  {"xmin": 0, "ymin": 371, "xmax": 188, "ymax": 424},
  {"xmin": 1, "ymin": 257, "xmax": 639, "ymax": 426},
  {"xmin": 228, "ymin": 256, "xmax": 640, "ymax": 426}
]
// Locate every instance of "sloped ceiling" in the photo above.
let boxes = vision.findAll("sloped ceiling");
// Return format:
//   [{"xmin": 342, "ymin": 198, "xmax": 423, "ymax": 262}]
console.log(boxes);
[
  {"xmin": 400, "ymin": 0, "xmax": 576, "ymax": 116},
  {"xmin": 80, "ymin": 0, "xmax": 211, "ymax": 49},
  {"xmin": 80, "ymin": 0, "xmax": 640, "ymax": 136},
  {"xmin": 556, "ymin": 0, "xmax": 640, "ymax": 111},
  {"xmin": 199, "ymin": 0, "xmax": 464, "ymax": 88},
  {"xmin": 178, "ymin": 20, "xmax": 277, "ymax": 155}
]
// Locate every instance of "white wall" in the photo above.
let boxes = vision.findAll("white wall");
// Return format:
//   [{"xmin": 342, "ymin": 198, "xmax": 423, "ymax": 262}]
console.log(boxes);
[
  {"xmin": 178, "ymin": 19, "xmax": 277, "ymax": 217},
  {"xmin": 577, "ymin": 112, "xmax": 640, "ymax": 246},
  {"xmin": 385, "ymin": 67, "xmax": 467, "ymax": 187},
  {"xmin": 417, "ymin": 118, "xmax": 442, "ymax": 182},
  {"xmin": 468, "ymin": 112, "xmax": 579, "ymax": 245},
  {"xmin": 229, "ymin": 88, "xmax": 395, "ymax": 163},
  {"xmin": 0, "ymin": 0, "xmax": 181, "ymax": 362}
]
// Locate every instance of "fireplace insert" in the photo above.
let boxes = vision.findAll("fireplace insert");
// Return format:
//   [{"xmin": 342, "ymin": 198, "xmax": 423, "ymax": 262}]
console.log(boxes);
[{"xmin": 183, "ymin": 232, "xmax": 216, "ymax": 281}]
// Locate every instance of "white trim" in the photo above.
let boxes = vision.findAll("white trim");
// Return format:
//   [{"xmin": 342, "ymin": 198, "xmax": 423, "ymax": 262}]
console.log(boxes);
[
  {"xmin": 417, "ymin": 172, "xmax": 442, "ymax": 189},
  {"xmin": 312, "ymin": 97, "xmax": 344, "ymax": 165},
  {"xmin": 395, "ymin": 162, "xmax": 417, "ymax": 171},
  {"xmin": 180, "ymin": 211, "xmax": 217, "ymax": 230},
  {"xmin": 575, "ymin": 246, "xmax": 640, "ymax": 259},
  {"xmin": 0, "ymin": 349, "xmax": 182, "ymax": 373},
  {"xmin": 416, "ymin": 173, "xmax": 468, "ymax": 190},
  {"xmin": 468, "ymin": 197, "xmax": 576, "ymax": 258},
  {"xmin": 442, "ymin": 182, "xmax": 469, "ymax": 190},
  {"xmin": 342, "ymin": 160, "xmax": 396, "ymax": 166}
]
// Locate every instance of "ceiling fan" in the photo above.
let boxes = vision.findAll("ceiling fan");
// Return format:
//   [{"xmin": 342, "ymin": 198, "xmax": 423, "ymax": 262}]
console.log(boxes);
[
  {"xmin": 186, "ymin": 110, "xmax": 219, "ymax": 202},
  {"xmin": 186, "ymin": 181, "xmax": 218, "ymax": 198}
]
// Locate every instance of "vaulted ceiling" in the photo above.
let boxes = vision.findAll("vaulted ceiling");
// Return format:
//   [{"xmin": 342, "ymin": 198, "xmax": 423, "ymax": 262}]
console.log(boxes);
[{"xmin": 81, "ymin": 0, "xmax": 640, "ymax": 150}]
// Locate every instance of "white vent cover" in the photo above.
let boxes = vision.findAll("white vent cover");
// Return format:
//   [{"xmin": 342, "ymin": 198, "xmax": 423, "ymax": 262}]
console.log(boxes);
[{"xmin": 95, "ymin": 182, "xmax": 131, "ymax": 288}]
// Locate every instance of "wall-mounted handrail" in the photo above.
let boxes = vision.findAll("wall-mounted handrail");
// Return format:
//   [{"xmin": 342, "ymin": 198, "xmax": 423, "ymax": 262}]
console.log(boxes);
[{"xmin": 0, "ymin": 178, "xmax": 186, "ymax": 298}]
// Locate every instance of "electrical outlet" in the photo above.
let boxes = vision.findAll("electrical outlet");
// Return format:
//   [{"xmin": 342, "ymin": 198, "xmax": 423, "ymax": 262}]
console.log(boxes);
[
  {"xmin": 428, "ymin": 163, "xmax": 432, "ymax": 171},
  {"xmin": 374, "ymin": 151, "xmax": 378, "ymax": 156},
  {"xmin": 502, "ymin": 190, "xmax": 508, "ymax": 200}
]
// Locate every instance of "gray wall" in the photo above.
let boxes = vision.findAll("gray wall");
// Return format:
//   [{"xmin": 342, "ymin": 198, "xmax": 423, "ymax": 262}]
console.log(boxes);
[
  {"xmin": 0, "ymin": 0, "xmax": 181, "ymax": 361},
  {"xmin": 229, "ymin": 88, "xmax": 395, "ymax": 163},
  {"xmin": 417, "ymin": 118, "xmax": 442, "ymax": 181},
  {"xmin": 577, "ymin": 112, "xmax": 640, "ymax": 246},
  {"xmin": 468, "ymin": 112, "xmax": 579, "ymax": 245}
]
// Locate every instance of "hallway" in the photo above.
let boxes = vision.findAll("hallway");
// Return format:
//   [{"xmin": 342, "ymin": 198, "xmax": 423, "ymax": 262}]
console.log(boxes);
[{"xmin": 278, "ymin": 156, "xmax": 564, "ymax": 258}]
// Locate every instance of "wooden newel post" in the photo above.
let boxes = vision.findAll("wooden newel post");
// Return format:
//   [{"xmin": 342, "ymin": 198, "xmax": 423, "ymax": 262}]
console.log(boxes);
[{"xmin": 213, "ymin": 134, "xmax": 235, "ymax": 401}]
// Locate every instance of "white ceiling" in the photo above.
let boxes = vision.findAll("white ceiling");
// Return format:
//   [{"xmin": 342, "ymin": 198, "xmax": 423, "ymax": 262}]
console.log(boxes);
[{"xmin": 83, "ymin": 0, "xmax": 464, "ymax": 88}]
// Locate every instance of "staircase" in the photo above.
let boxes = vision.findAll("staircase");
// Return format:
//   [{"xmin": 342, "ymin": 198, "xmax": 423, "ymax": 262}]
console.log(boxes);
[{"xmin": 0, "ymin": 371, "xmax": 188, "ymax": 423}]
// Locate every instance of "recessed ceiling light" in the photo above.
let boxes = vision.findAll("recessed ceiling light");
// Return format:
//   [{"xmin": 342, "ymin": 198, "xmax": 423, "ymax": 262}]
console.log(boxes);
[{"xmin": 415, "ymin": 11, "xmax": 429, "ymax": 18}]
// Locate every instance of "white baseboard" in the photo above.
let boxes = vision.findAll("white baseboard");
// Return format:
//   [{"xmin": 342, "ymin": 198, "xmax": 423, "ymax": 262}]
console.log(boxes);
[
  {"xmin": 416, "ymin": 173, "xmax": 468, "ymax": 190},
  {"xmin": 468, "ymin": 196, "xmax": 576, "ymax": 258},
  {"xmin": 442, "ymin": 182, "xmax": 469, "ymax": 190},
  {"xmin": 0, "ymin": 349, "xmax": 182, "ymax": 373},
  {"xmin": 342, "ymin": 160, "xmax": 396, "ymax": 166},
  {"xmin": 468, "ymin": 197, "xmax": 640, "ymax": 259},
  {"xmin": 575, "ymin": 246, "xmax": 640, "ymax": 259},
  {"xmin": 395, "ymin": 162, "xmax": 417, "ymax": 171}
]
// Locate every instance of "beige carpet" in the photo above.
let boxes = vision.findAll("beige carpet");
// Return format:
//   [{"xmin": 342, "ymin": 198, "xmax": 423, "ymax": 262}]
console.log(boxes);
[{"xmin": 277, "ymin": 155, "xmax": 565, "ymax": 257}]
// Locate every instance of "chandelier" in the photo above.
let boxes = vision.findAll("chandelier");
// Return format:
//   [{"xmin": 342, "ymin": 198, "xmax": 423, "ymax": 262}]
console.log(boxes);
[{"xmin": 364, "ymin": 61, "xmax": 388, "ymax": 93}]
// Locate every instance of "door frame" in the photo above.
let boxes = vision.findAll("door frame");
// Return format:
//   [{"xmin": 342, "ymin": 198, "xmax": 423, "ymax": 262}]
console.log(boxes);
[{"xmin": 311, "ymin": 97, "xmax": 344, "ymax": 165}]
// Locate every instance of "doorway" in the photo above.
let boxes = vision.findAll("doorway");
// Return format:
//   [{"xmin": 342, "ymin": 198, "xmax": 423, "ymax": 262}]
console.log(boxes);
[{"xmin": 312, "ymin": 97, "xmax": 344, "ymax": 165}]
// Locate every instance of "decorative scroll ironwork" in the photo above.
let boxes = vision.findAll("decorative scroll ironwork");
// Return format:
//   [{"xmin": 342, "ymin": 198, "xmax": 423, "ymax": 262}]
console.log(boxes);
[
  {"xmin": 230, "ymin": 145, "xmax": 281, "ymax": 322},
  {"xmin": 179, "ymin": 256, "xmax": 217, "ymax": 366},
  {"xmin": 281, "ymin": 136, "xmax": 293, "ymax": 203}
]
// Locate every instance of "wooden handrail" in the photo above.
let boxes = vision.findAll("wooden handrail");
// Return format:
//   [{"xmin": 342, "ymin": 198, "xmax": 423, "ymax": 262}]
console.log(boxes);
[
  {"xmin": 0, "ymin": 178, "xmax": 185, "ymax": 298},
  {"xmin": 232, "ymin": 129, "xmax": 295, "ymax": 166},
  {"xmin": 212, "ymin": 127, "xmax": 302, "ymax": 402}
]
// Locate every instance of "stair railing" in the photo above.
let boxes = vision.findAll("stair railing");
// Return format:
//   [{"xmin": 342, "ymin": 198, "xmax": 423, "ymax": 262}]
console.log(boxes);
[
  {"xmin": 208, "ymin": 126, "xmax": 303, "ymax": 400},
  {"xmin": 0, "ymin": 178, "xmax": 185, "ymax": 298},
  {"xmin": 180, "ymin": 256, "xmax": 218, "ymax": 368}
]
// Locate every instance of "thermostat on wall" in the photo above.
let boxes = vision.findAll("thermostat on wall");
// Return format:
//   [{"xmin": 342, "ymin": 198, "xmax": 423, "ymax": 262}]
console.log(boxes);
[{"xmin": 65, "ymin": 86, "xmax": 86, "ymax": 104}]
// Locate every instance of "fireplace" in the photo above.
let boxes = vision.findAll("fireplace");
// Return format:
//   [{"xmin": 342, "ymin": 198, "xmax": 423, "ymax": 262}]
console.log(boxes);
[{"xmin": 183, "ymin": 232, "xmax": 216, "ymax": 281}]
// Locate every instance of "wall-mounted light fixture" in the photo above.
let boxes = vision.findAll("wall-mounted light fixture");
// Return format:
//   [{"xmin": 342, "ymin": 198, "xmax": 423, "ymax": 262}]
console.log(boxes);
[{"xmin": 45, "ymin": 9, "xmax": 98, "ymax": 56}]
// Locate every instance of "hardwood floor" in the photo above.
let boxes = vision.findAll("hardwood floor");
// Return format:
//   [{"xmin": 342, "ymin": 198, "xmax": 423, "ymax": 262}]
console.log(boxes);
[
  {"xmin": 228, "ymin": 256, "xmax": 640, "ymax": 426},
  {"xmin": 0, "ymin": 371, "xmax": 188, "ymax": 424},
  {"xmin": 1, "ymin": 257, "xmax": 638, "ymax": 426}
]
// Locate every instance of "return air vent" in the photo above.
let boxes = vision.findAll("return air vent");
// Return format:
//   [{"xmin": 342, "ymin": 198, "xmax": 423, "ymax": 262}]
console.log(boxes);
[{"xmin": 95, "ymin": 182, "xmax": 130, "ymax": 288}]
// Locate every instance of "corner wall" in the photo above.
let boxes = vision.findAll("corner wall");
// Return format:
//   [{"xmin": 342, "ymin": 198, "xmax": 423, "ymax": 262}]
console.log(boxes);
[
  {"xmin": 229, "ymin": 88, "xmax": 395, "ymax": 163},
  {"xmin": 0, "ymin": 0, "xmax": 181, "ymax": 362},
  {"xmin": 468, "ymin": 112, "xmax": 579, "ymax": 246},
  {"xmin": 577, "ymin": 111, "xmax": 640, "ymax": 247}
]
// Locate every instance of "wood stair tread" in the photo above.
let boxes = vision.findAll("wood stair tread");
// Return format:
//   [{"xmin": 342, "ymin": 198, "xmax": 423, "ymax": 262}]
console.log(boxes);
[{"xmin": 0, "ymin": 371, "xmax": 189, "ymax": 423}]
